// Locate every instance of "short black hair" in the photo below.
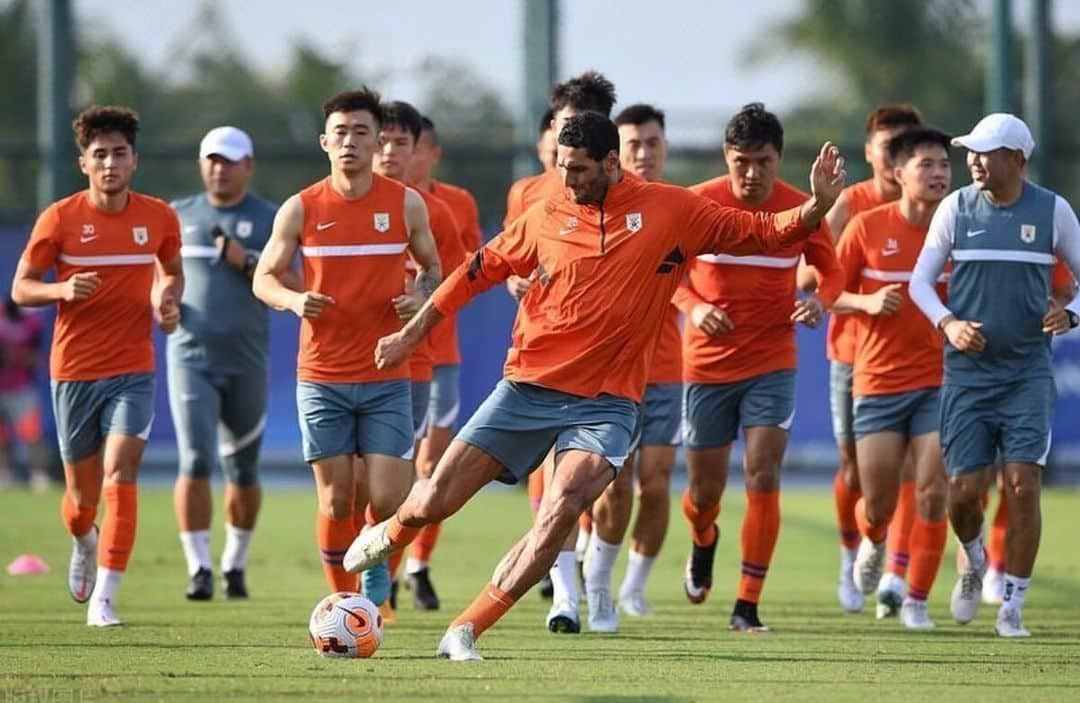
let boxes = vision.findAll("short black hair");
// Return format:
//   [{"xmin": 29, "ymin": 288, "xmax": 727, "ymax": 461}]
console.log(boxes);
[
  {"xmin": 550, "ymin": 70, "xmax": 617, "ymax": 117},
  {"xmin": 538, "ymin": 108, "xmax": 554, "ymax": 137},
  {"xmin": 865, "ymin": 104, "xmax": 923, "ymax": 136},
  {"xmin": 380, "ymin": 100, "xmax": 424, "ymax": 142},
  {"xmin": 72, "ymin": 105, "xmax": 139, "ymax": 150},
  {"xmin": 888, "ymin": 127, "xmax": 951, "ymax": 165},
  {"xmin": 322, "ymin": 87, "xmax": 383, "ymax": 124},
  {"xmin": 419, "ymin": 115, "xmax": 439, "ymax": 146},
  {"xmin": 725, "ymin": 102, "xmax": 783, "ymax": 154},
  {"xmin": 614, "ymin": 103, "xmax": 666, "ymax": 131},
  {"xmin": 558, "ymin": 112, "xmax": 619, "ymax": 162}
]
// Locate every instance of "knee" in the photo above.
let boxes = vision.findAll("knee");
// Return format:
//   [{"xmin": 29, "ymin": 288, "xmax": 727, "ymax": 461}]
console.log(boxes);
[
  {"xmin": 917, "ymin": 480, "xmax": 947, "ymax": 521},
  {"xmin": 1006, "ymin": 472, "xmax": 1041, "ymax": 504},
  {"xmin": 947, "ymin": 476, "xmax": 984, "ymax": 507},
  {"xmin": 863, "ymin": 497, "xmax": 895, "ymax": 528},
  {"xmin": 744, "ymin": 463, "xmax": 780, "ymax": 494},
  {"xmin": 638, "ymin": 474, "xmax": 670, "ymax": 507},
  {"xmin": 321, "ymin": 488, "xmax": 354, "ymax": 521}
]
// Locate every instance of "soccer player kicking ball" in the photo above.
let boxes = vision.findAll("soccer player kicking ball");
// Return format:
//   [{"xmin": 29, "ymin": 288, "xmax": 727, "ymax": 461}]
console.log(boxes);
[
  {"xmin": 909, "ymin": 114, "xmax": 1080, "ymax": 637},
  {"xmin": 676, "ymin": 103, "xmax": 844, "ymax": 632},
  {"xmin": 344, "ymin": 112, "xmax": 845, "ymax": 660},
  {"xmin": 252, "ymin": 88, "xmax": 441, "ymax": 605},
  {"xmin": 832, "ymin": 127, "xmax": 954, "ymax": 629},
  {"xmin": 12, "ymin": 106, "xmax": 183, "ymax": 626}
]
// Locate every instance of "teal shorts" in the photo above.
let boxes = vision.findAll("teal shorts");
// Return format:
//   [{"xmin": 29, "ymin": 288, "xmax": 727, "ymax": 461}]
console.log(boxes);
[
  {"xmin": 939, "ymin": 378, "xmax": 1056, "ymax": 475},
  {"xmin": 683, "ymin": 370, "xmax": 796, "ymax": 450},
  {"xmin": 853, "ymin": 387, "xmax": 940, "ymax": 440},
  {"xmin": 637, "ymin": 383, "xmax": 682, "ymax": 448},
  {"xmin": 456, "ymin": 380, "xmax": 637, "ymax": 484},
  {"xmin": 51, "ymin": 373, "xmax": 155, "ymax": 463},
  {"xmin": 428, "ymin": 364, "xmax": 460, "ymax": 429},
  {"xmin": 296, "ymin": 380, "xmax": 413, "ymax": 463},
  {"xmin": 411, "ymin": 380, "xmax": 432, "ymax": 440},
  {"xmin": 830, "ymin": 361, "xmax": 855, "ymax": 445}
]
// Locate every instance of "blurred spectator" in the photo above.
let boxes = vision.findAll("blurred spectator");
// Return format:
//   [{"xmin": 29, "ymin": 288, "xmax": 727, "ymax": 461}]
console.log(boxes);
[{"xmin": 0, "ymin": 295, "xmax": 52, "ymax": 489}]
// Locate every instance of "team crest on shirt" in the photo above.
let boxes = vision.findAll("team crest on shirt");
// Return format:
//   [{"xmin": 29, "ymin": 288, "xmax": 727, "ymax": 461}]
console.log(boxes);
[
  {"xmin": 626, "ymin": 212, "xmax": 643, "ymax": 233},
  {"xmin": 132, "ymin": 226, "xmax": 148, "ymax": 245},
  {"xmin": 236, "ymin": 220, "xmax": 253, "ymax": 239},
  {"xmin": 374, "ymin": 213, "xmax": 390, "ymax": 232},
  {"xmin": 1020, "ymin": 224, "xmax": 1036, "ymax": 244}
]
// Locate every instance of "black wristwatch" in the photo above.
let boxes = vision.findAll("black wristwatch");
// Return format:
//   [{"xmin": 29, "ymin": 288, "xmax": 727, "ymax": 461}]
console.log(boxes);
[
  {"xmin": 243, "ymin": 250, "xmax": 259, "ymax": 276},
  {"xmin": 1068, "ymin": 309, "xmax": 1080, "ymax": 329}
]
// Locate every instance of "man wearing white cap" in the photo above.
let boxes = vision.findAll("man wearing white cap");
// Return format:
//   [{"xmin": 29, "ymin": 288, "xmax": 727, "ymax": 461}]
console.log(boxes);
[
  {"xmin": 909, "ymin": 113, "xmax": 1080, "ymax": 637},
  {"xmin": 168, "ymin": 126, "xmax": 286, "ymax": 601}
]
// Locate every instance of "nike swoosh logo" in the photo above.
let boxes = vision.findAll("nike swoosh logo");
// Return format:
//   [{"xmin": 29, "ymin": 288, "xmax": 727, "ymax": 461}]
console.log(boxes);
[
  {"xmin": 966, "ymin": 229, "xmax": 986, "ymax": 238},
  {"xmin": 882, "ymin": 249, "xmax": 899, "ymax": 256},
  {"xmin": 316, "ymin": 222, "xmax": 337, "ymax": 231},
  {"xmin": 80, "ymin": 235, "xmax": 98, "ymax": 243},
  {"xmin": 558, "ymin": 228, "xmax": 575, "ymax": 236}
]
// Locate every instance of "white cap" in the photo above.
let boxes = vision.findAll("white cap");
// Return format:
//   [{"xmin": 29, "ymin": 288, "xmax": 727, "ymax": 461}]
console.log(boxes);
[
  {"xmin": 951, "ymin": 113, "xmax": 1034, "ymax": 159},
  {"xmin": 199, "ymin": 126, "xmax": 254, "ymax": 161}
]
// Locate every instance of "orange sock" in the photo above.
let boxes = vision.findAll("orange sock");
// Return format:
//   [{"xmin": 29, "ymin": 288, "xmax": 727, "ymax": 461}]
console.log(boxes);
[
  {"xmin": 411, "ymin": 522, "xmax": 442, "ymax": 564},
  {"xmin": 99, "ymin": 483, "xmax": 137, "ymax": 571},
  {"xmin": 833, "ymin": 469, "xmax": 861, "ymax": 550},
  {"xmin": 738, "ymin": 489, "xmax": 780, "ymax": 604},
  {"xmin": 682, "ymin": 489, "xmax": 720, "ymax": 547},
  {"xmin": 527, "ymin": 470, "xmax": 545, "ymax": 517},
  {"xmin": 854, "ymin": 496, "xmax": 888, "ymax": 544},
  {"xmin": 886, "ymin": 481, "xmax": 915, "ymax": 577},
  {"xmin": 906, "ymin": 516, "xmax": 947, "ymax": 601},
  {"xmin": 451, "ymin": 582, "xmax": 516, "ymax": 638},
  {"xmin": 386, "ymin": 515, "xmax": 422, "ymax": 550},
  {"xmin": 987, "ymin": 487, "xmax": 1008, "ymax": 572},
  {"xmin": 317, "ymin": 513, "xmax": 358, "ymax": 592},
  {"xmin": 388, "ymin": 548, "xmax": 404, "ymax": 581},
  {"xmin": 579, "ymin": 511, "xmax": 593, "ymax": 536},
  {"xmin": 61, "ymin": 489, "xmax": 98, "ymax": 537}
]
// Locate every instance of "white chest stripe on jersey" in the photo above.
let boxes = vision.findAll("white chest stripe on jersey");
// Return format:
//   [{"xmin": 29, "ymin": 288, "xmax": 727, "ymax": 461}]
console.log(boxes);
[
  {"xmin": 952, "ymin": 249, "xmax": 1056, "ymax": 265},
  {"xmin": 696, "ymin": 253, "xmax": 800, "ymax": 268},
  {"xmin": 59, "ymin": 253, "xmax": 156, "ymax": 267},
  {"xmin": 180, "ymin": 245, "xmax": 219, "ymax": 259},
  {"xmin": 861, "ymin": 268, "xmax": 951, "ymax": 283},
  {"xmin": 301, "ymin": 243, "xmax": 408, "ymax": 257}
]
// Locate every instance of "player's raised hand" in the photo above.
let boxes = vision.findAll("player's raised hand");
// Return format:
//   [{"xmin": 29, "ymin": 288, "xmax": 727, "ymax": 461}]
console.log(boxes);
[
  {"xmin": 867, "ymin": 283, "xmax": 904, "ymax": 316},
  {"xmin": 62, "ymin": 271, "xmax": 101, "ymax": 302},
  {"xmin": 791, "ymin": 295, "xmax": 824, "ymax": 328},
  {"xmin": 809, "ymin": 142, "xmax": 846, "ymax": 209},
  {"xmin": 1042, "ymin": 297, "xmax": 1071, "ymax": 335},
  {"xmin": 690, "ymin": 303, "xmax": 733, "ymax": 337},
  {"xmin": 943, "ymin": 318, "xmax": 986, "ymax": 353},
  {"xmin": 374, "ymin": 331, "xmax": 414, "ymax": 370},
  {"xmin": 292, "ymin": 290, "xmax": 335, "ymax": 319}
]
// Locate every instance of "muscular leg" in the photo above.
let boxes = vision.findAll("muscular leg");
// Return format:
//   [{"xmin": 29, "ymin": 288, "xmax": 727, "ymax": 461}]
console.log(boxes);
[
  {"xmin": 685, "ymin": 444, "xmax": 731, "ymax": 536},
  {"xmin": 629, "ymin": 444, "xmax": 677, "ymax": 557},
  {"xmin": 365, "ymin": 453, "xmax": 412, "ymax": 523},
  {"xmin": 1000, "ymin": 462, "xmax": 1041, "ymax": 579},
  {"xmin": 90, "ymin": 434, "xmax": 146, "ymax": 610},
  {"xmin": 736, "ymin": 426, "xmax": 786, "ymax": 612},
  {"xmin": 903, "ymin": 433, "xmax": 948, "ymax": 610},
  {"xmin": 853, "ymin": 432, "xmax": 905, "ymax": 535},
  {"xmin": 947, "ymin": 466, "xmax": 995, "ymax": 544},
  {"xmin": 174, "ymin": 476, "xmax": 212, "ymax": 532},
  {"xmin": 592, "ymin": 451, "xmax": 633, "ymax": 545},
  {"xmin": 311, "ymin": 454, "xmax": 359, "ymax": 592}
]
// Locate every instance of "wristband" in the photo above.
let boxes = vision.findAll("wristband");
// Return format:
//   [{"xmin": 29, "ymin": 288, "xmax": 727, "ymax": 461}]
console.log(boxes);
[{"xmin": 1068, "ymin": 309, "xmax": 1080, "ymax": 329}]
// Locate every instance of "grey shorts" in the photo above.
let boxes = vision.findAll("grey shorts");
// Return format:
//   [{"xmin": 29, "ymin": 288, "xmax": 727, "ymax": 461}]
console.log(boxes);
[
  {"xmin": 940, "ymin": 379, "xmax": 1056, "ymax": 475},
  {"xmin": 456, "ymin": 380, "xmax": 637, "ymax": 484},
  {"xmin": 683, "ymin": 370, "xmax": 796, "ymax": 450},
  {"xmin": 638, "ymin": 383, "xmax": 682, "ymax": 448},
  {"xmin": 296, "ymin": 380, "xmax": 413, "ymax": 463},
  {"xmin": 51, "ymin": 373, "xmax": 155, "ymax": 463},
  {"xmin": 411, "ymin": 380, "xmax": 432, "ymax": 440},
  {"xmin": 853, "ymin": 387, "xmax": 940, "ymax": 441},
  {"xmin": 168, "ymin": 363, "xmax": 267, "ymax": 486},
  {"xmin": 830, "ymin": 361, "xmax": 855, "ymax": 445},
  {"xmin": 428, "ymin": 363, "xmax": 461, "ymax": 429}
]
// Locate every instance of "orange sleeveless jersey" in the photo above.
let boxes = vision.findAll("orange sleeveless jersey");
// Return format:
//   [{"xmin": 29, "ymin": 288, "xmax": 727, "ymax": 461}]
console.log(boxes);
[
  {"xmin": 431, "ymin": 180, "xmax": 482, "ymax": 252},
  {"xmin": 432, "ymin": 176, "xmax": 815, "ymax": 402},
  {"xmin": 677, "ymin": 176, "xmax": 843, "ymax": 384},
  {"xmin": 409, "ymin": 188, "xmax": 466, "ymax": 381},
  {"xmin": 826, "ymin": 179, "xmax": 894, "ymax": 364},
  {"xmin": 836, "ymin": 202, "xmax": 947, "ymax": 397},
  {"xmin": 297, "ymin": 175, "xmax": 411, "ymax": 383},
  {"xmin": 425, "ymin": 182, "xmax": 476, "ymax": 367},
  {"xmin": 21, "ymin": 190, "xmax": 181, "ymax": 381},
  {"xmin": 504, "ymin": 170, "xmax": 564, "ymax": 228}
]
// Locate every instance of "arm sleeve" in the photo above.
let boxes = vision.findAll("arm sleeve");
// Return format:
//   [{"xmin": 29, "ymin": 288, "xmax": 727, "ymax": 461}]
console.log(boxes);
[
  {"xmin": 684, "ymin": 193, "xmax": 812, "ymax": 257},
  {"xmin": 909, "ymin": 193, "xmax": 958, "ymax": 327},
  {"xmin": 803, "ymin": 220, "xmax": 845, "ymax": 307},
  {"xmin": 21, "ymin": 205, "xmax": 62, "ymax": 272},
  {"xmin": 1053, "ymin": 195, "xmax": 1080, "ymax": 316}
]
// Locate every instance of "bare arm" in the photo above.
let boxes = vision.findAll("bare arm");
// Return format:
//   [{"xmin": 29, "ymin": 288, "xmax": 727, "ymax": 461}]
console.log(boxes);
[
  {"xmin": 12, "ymin": 260, "xmax": 99, "ymax": 307},
  {"xmin": 253, "ymin": 195, "xmax": 333, "ymax": 317},
  {"xmin": 405, "ymin": 188, "xmax": 442, "ymax": 299},
  {"xmin": 152, "ymin": 253, "xmax": 184, "ymax": 334}
]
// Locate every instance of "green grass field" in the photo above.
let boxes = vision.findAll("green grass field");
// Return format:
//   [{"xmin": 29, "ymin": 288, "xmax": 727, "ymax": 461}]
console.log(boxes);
[{"xmin": 2, "ymin": 485, "xmax": 1079, "ymax": 702}]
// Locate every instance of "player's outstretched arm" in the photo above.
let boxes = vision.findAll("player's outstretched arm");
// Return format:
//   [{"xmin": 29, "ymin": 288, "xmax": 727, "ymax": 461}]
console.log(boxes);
[{"xmin": 253, "ymin": 195, "xmax": 334, "ymax": 318}]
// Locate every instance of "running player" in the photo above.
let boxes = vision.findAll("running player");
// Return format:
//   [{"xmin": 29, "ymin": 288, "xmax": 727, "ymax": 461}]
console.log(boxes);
[
  {"xmin": 0, "ymin": 296, "xmax": 50, "ymax": 489},
  {"xmin": 820, "ymin": 105, "xmax": 924, "ymax": 614},
  {"xmin": 676, "ymin": 103, "xmax": 844, "ymax": 632},
  {"xmin": 11, "ymin": 105, "xmax": 183, "ymax": 626},
  {"xmin": 832, "ymin": 127, "xmax": 953, "ymax": 629},
  {"xmin": 251, "ymin": 88, "xmax": 441, "ymax": 606},
  {"xmin": 580, "ymin": 103, "xmax": 681, "ymax": 631},
  {"xmin": 373, "ymin": 101, "xmax": 467, "ymax": 610},
  {"xmin": 909, "ymin": 113, "xmax": 1080, "ymax": 637},
  {"xmin": 168, "ymin": 126, "xmax": 284, "ymax": 601},
  {"xmin": 343, "ymin": 112, "xmax": 846, "ymax": 660}
]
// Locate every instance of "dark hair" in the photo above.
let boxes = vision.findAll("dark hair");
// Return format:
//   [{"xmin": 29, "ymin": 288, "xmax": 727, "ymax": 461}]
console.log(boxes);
[
  {"xmin": 558, "ymin": 112, "xmax": 619, "ymax": 162},
  {"xmin": 419, "ymin": 115, "xmax": 439, "ymax": 145},
  {"xmin": 72, "ymin": 105, "xmax": 139, "ymax": 150},
  {"xmin": 322, "ymin": 87, "xmax": 383, "ymax": 124},
  {"xmin": 380, "ymin": 100, "xmax": 423, "ymax": 143},
  {"xmin": 538, "ymin": 108, "xmax": 554, "ymax": 137},
  {"xmin": 550, "ymin": 70, "xmax": 617, "ymax": 117},
  {"xmin": 614, "ymin": 103, "xmax": 666, "ymax": 131},
  {"xmin": 725, "ymin": 102, "xmax": 783, "ymax": 153},
  {"xmin": 865, "ymin": 104, "xmax": 923, "ymax": 136},
  {"xmin": 888, "ymin": 127, "xmax": 951, "ymax": 165}
]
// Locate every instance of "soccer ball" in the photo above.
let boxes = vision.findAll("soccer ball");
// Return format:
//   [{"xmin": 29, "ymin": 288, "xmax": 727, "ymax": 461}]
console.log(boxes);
[{"xmin": 308, "ymin": 592, "xmax": 383, "ymax": 658}]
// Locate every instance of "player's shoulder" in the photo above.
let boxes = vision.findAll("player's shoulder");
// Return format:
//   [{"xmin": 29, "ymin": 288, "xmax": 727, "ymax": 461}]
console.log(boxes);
[
  {"xmin": 129, "ymin": 190, "xmax": 179, "ymax": 221},
  {"xmin": 848, "ymin": 201, "xmax": 895, "ymax": 230},
  {"xmin": 688, "ymin": 174, "xmax": 730, "ymax": 197},
  {"xmin": 46, "ymin": 190, "xmax": 89, "ymax": 219}
]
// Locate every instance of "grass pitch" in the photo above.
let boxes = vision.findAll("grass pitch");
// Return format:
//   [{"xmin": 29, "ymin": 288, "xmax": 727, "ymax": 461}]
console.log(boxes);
[{"xmin": 2, "ymin": 484, "xmax": 1079, "ymax": 702}]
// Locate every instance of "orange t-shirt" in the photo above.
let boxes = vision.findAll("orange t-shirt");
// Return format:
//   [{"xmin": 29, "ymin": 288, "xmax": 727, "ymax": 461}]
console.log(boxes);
[
  {"xmin": 431, "ymin": 180, "xmax": 483, "ymax": 252},
  {"xmin": 425, "ymin": 182, "xmax": 476, "ymax": 367},
  {"xmin": 826, "ymin": 179, "xmax": 895, "ymax": 364},
  {"xmin": 432, "ymin": 176, "xmax": 815, "ymax": 402},
  {"xmin": 836, "ymin": 202, "xmax": 947, "ymax": 397},
  {"xmin": 21, "ymin": 190, "xmax": 181, "ymax": 381},
  {"xmin": 504, "ymin": 170, "xmax": 564, "ymax": 228},
  {"xmin": 297, "ymin": 175, "xmax": 411, "ymax": 383},
  {"xmin": 676, "ymin": 176, "xmax": 843, "ymax": 384},
  {"xmin": 409, "ymin": 188, "xmax": 466, "ymax": 381}
]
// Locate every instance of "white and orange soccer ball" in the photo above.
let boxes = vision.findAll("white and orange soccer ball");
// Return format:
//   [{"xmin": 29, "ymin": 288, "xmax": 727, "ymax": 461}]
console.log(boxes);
[{"xmin": 308, "ymin": 592, "xmax": 383, "ymax": 658}]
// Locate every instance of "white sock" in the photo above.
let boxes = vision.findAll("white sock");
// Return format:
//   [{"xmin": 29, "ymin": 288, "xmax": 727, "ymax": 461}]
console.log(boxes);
[
  {"xmin": 405, "ymin": 557, "xmax": 427, "ymax": 575},
  {"xmin": 76, "ymin": 527, "xmax": 98, "ymax": 551},
  {"xmin": 619, "ymin": 550, "xmax": 656, "ymax": 598},
  {"xmin": 1001, "ymin": 573, "xmax": 1031, "ymax": 611},
  {"xmin": 550, "ymin": 550, "xmax": 579, "ymax": 605},
  {"xmin": 961, "ymin": 533, "xmax": 986, "ymax": 573},
  {"xmin": 584, "ymin": 532, "xmax": 620, "ymax": 593},
  {"xmin": 841, "ymin": 546, "xmax": 857, "ymax": 569},
  {"xmin": 574, "ymin": 526, "xmax": 590, "ymax": 562},
  {"xmin": 90, "ymin": 566, "xmax": 123, "ymax": 604},
  {"xmin": 220, "ymin": 524, "xmax": 253, "ymax": 573},
  {"xmin": 179, "ymin": 530, "xmax": 212, "ymax": 576}
]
